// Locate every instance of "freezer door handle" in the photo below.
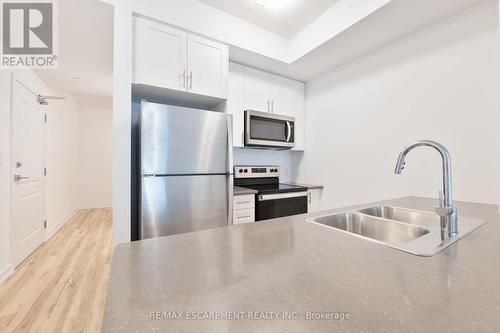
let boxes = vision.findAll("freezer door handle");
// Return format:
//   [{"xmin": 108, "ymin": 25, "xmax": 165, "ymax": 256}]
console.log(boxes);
[{"xmin": 227, "ymin": 114, "xmax": 233, "ymax": 173}]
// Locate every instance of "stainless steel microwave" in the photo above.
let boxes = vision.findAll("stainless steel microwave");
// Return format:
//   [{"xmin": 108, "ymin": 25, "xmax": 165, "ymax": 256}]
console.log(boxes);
[{"xmin": 244, "ymin": 110, "xmax": 295, "ymax": 149}]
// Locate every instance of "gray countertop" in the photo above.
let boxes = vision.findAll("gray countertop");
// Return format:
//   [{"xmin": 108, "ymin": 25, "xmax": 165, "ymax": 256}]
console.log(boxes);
[
  {"xmin": 103, "ymin": 197, "xmax": 500, "ymax": 332},
  {"xmin": 233, "ymin": 186, "xmax": 258, "ymax": 196}
]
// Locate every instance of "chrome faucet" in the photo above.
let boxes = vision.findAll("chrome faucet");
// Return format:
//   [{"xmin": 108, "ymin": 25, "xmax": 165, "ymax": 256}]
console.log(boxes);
[{"xmin": 394, "ymin": 140, "xmax": 458, "ymax": 239}]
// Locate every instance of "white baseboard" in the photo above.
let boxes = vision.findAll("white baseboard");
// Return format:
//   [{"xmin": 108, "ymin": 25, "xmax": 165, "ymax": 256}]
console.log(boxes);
[
  {"xmin": 0, "ymin": 265, "xmax": 13, "ymax": 284},
  {"xmin": 79, "ymin": 204, "xmax": 112, "ymax": 209},
  {"xmin": 45, "ymin": 208, "xmax": 79, "ymax": 241}
]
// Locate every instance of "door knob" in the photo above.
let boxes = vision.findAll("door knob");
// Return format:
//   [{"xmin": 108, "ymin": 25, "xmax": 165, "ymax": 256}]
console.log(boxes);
[{"xmin": 14, "ymin": 174, "xmax": 29, "ymax": 182}]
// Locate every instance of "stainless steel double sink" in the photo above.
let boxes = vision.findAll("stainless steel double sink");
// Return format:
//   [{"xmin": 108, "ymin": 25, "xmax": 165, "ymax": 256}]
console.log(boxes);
[{"xmin": 307, "ymin": 206, "xmax": 485, "ymax": 256}]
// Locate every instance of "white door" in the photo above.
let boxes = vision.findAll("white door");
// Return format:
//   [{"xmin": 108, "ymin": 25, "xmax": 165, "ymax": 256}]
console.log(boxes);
[
  {"xmin": 244, "ymin": 66, "xmax": 270, "ymax": 112},
  {"xmin": 227, "ymin": 62, "xmax": 245, "ymax": 147},
  {"xmin": 134, "ymin": 17, "xmax": 188, "ymax": 91},
  {"xmin": 11, "ymin": 80, "xmax": 45, "ymax": 266},
  {"xmin": 187, "ymin": 34, "xmax": 228, "ymax": 98},
  {"xmin": 268, "ymin": 73, "xmax": 291, "ymax": 115}
]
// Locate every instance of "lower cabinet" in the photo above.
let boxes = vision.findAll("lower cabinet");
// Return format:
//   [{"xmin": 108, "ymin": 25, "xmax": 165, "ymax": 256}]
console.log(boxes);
[
  {"xmin": 308, "ymin": 189, "xmax": 323, "ymax": 213},
  {"xmin": 233, "ymin": 194, "xmax": 255, "ymax": 224}
]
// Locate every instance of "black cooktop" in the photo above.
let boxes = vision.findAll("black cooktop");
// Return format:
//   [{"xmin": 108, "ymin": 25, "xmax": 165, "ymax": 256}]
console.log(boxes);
[{"xmin": 241, "ymin": 183, "xmax": 307, "ymax": 195}]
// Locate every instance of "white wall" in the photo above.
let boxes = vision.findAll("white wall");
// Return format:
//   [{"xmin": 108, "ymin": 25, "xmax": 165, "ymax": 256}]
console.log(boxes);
[
  {"xmin": 112, "ymin": 3, "xmax": 133, "ymax": 245},
  {"xmin": 0, "ymin": 72, "xmax": 13, "ymax": 281},
  {"xmin": 294, "ymin": 1, "xmax": 499, "ymax": 209},
  {"xmin": 0, "ymin": 70, "xmax": 81, "ymax": 280},
  {"xmin": 233, "ymin": 149, "xmax": 294, "ymax": 182},
  {"xmin": 78, "ymin": 106, "xmax": 113, "ymax": 208},
  {"xmin": 44, "ymin": 92, "xmax": 80, "ymax": 238}
]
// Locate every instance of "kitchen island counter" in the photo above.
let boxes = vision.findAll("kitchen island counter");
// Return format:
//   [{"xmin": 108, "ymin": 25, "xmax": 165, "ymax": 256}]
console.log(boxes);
[{"xmin": 103, "ymin": 197, "xmax": 500, "ymax": 332}]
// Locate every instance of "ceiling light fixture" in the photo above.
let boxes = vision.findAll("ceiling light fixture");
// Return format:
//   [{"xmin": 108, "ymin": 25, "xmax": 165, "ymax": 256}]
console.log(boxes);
[{"xmin": 257, "ymin": 0, "xmax": 292, "ymax": 9}]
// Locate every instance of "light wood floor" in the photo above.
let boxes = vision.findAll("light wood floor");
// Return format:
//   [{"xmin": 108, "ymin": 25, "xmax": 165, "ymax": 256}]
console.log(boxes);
[{"xmin": 0, "ymin": 209, "xmax": 113, "ymax": 333}]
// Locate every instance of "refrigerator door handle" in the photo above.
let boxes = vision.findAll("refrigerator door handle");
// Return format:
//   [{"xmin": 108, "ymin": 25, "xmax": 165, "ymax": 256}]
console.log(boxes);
[
  {"xmin": 227, "ymin": 115, "xmax": 234, "ymax": 226},
  {"xmin": 228, "ymin": 176, "xmax": 234, "ymax": 226}
]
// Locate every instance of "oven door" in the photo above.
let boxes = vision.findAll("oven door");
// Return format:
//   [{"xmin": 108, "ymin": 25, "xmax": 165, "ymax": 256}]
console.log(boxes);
[
  {"xmin": 256, "ymin": 192, "xmax": 308, "ymax": 221},
  {"xmin": 245, "ymin": 110, "xmax": 295, "ymax": 148}
]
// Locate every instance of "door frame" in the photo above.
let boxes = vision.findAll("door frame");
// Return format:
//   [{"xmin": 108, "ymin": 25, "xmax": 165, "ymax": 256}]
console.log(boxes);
[{"xmin": 9, "ymin": 75, "xmax": 47, "ymax": 267}]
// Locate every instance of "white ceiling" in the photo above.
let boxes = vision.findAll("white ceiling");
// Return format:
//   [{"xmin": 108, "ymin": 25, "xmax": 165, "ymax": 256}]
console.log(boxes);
[
  {"xmin": 229, "ymin": 0, "xmax": 487, "ymax": 81},
  {"xmin": 35, "ymin": 0, "xmax": 113, "ymax": 107},
  {"xmin": 198, "ymin": 0, "xmax": 341, "ymax": 38},
  {"xmin": 35, "ymin": 0, "xmax": 485, "ymax": 107}
]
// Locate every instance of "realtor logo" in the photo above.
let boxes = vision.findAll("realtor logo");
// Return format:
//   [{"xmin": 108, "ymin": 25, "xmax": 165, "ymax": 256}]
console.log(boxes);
[{"xmin": 1, "ymin": 0, "xmax": 58, "ymax": 68}]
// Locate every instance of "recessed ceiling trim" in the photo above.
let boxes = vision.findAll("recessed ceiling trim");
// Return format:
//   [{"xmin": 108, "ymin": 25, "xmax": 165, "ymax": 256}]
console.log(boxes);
[{"xmin": 199, "ymin": 0, "xmax": 342, "ymax": 38}]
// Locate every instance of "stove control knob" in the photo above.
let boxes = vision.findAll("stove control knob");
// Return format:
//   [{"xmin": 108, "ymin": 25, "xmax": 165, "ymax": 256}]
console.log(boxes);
[
  {"xmin": 244, "ymin": 169, "xmax": 248, "ymax": 173},
  {"xmin": 238, "ymin": 169, "xmax": 243, "ymax": 173}
]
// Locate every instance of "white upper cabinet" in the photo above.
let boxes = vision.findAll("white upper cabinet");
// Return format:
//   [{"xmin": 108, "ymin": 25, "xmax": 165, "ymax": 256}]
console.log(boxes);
[
  {"xmin": 227, "ymin": 62, "xmax": 305, "ymax": 149},
  {"xmin": 227, "ymin": 62, "xmax": 245, "ymax": 147},
  {"xmin": 134, "ymin": 18, "xmax": 187, "ymax": 91},
  {"xmin": 133, "ymin": 17, "xmax": 228, "ymax": 99},
  {"xmin": 243, "ymin": 66, "xmax": 270, "ymax": 112},
  {"xmin": 242, "ymin": 67, "xmax": 292, "ymax": 115},
  {"xmin": 187, "ymin": 34, "xmax": 228, "ymax": 99},
  {"xmin": 267, "ymin": 73, "xmax": 291, "ymax": 115}
]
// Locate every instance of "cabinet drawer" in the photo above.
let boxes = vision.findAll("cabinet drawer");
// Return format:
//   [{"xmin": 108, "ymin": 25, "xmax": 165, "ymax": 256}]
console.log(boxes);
[
  {"xmin": 233, "ymin": 194, "xmax": 255, "ymax": 210},
  {"xmin": 233, "ymin": 208, "xmax": 255, "ymax": 224}
]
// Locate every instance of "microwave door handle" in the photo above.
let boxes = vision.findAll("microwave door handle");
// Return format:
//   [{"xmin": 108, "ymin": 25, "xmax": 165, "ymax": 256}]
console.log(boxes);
[{"xmin": 286, "ymin": 121, "xmax": 292, "ymax": 142}]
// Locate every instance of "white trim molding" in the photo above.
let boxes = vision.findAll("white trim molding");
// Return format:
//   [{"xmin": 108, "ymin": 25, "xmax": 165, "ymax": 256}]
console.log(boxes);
[
  {"xmin": 0, "ymin": 265, "xmax": 14, "ymax": 285},
  {"xmin": 79, "ymin": 205, "xmax": 113, "ymax": 210},
  {"xmin": 45, "ymin": 209, "xmax": 78, "ymax": 241}
]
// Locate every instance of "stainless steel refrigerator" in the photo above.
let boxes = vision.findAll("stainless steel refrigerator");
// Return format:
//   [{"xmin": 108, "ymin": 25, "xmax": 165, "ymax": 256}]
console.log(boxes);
[{"xmin": 140, "ymin": 102, "xmax": 233, "ymax": 240}]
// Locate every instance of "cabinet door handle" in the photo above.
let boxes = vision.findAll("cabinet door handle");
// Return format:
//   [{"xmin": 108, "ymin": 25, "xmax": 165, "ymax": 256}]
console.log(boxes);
[
  {"xmin": 271, "ymin": 100, "xmax": 274, "ymax": 113},
  {"xmin": 236, "ymin": 215, "xmax": 252, "ymax": 219},
  {"xmin": 182, "ymin": 70, "xmax": 186, "ymax": 88},
  {"xmin": 308, "ymin": 192, "xmax": 312, "ymax": 204},
  {"xmin": 267, "ymin": 100, "xmax": 270, "ymax": 112},
  {"xmin": 188, "ymin": 71, "xmax": 193, "ymax": 89}
]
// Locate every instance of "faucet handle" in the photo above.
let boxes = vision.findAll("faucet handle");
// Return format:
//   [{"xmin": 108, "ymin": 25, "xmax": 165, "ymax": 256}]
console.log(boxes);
[
  {"xmin": 435, "ymin": 206, "xmax": 454, "ymax": 217},
  {"xmin": 435, "ymin": 190, "xmax": 454, "ymax": 217}
]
